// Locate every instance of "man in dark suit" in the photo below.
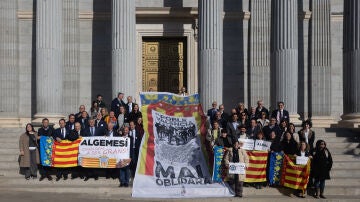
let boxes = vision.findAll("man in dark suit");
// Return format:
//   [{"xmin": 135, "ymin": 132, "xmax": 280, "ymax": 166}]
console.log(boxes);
[
  {"xmin": 119, "ymin": 126, "xmax": 134, "ymax": 187},
  {"xmin": 125, "ymin": 96, "xmax": 136, "ymax": 114},
  {"xmin": 38, "ymin": 118, "xmax": 54, "ymax": 181},
  {"xmin": 105, "ymin": 122, "xmax": 120, "ymax": 179},
  {"xmin": 246, "ymin": 118, "xmax": 261, "ymax": 140},
  {"xmin": 69, "ymin": 122, "xmax": 83, "ymax": 179},
  {"xmin": 65, "ymin": 114, "xmax": 76, "ymax": 131},
  {"xmin": 262, "ymin": 117, "xmax": 281, "ymax": 141},
  {"xmin": 95, "ymin": 112, "xmax": 107, "ymax": 130},
  {"xmin": 207, "ymin": 101, "xmax": 218, "ymax": 123},
  {"xmin": 111, "ymin": 92, "xmax": 126, "ymax": 117},
  {"xmin": 82, "ymin": 119, "xmax": 105, "ymax": 181},
  {"xmin": 105, "ymin": 122, "xmax": 119, "ymax": 137},
  {"xmin": 226, "ymin": 113, "xmax": 241, "ymax": 139},
  {"xmin": 53, "ymin": 119, "xmax": 71, "ymax": 181},
  {"xmin": 79, "ymin": 111, "xmax": 89, "ymax": 130},
  {"xmin": 271, "ymin": 101, "xmax": 290, "ymax": 125},
  {"xmin": 255, "ymin": 100, "xmax": 269, "ymax": 119},
  {"xmin": 82, "ymin": 119, "xmax": 105, "ymax": 137},
  {"xmin": 75, "ymin": 105, "xmax": 88, "ymax": 122},
  {"xmin": 128, "ymin": 121, "xmax": 142, "ymax": 178},
  {"xmin": 95, "ymin": 94, "xmax": 106, "ymax": 109}
]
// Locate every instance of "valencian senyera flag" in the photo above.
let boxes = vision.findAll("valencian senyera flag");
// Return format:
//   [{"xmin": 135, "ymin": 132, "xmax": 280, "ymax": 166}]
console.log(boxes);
[
  {"xmin": 40, "ymin": 136, "xmax": 81, "ymax": 167},
  {"xmin": 132, "ymin": 93, "xmax": 233, "ymax": 198},
  {"xmin": 139, "ymin": 92, "xmax": 200, "ymax": 106},
  {"xmin": 280, "ymin": 155, "xmax": 311, "ymax": 190},
  {"xmin": 244, "ymin": 151, "xmax": 268, "ymax": 183},
  {"xmin": 268, "ymin": 152, "xmax": 284, "ymax": 185}
]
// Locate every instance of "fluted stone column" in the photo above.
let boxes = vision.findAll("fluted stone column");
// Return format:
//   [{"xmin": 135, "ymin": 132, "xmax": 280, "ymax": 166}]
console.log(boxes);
[
  {"xmin": 35, "ymin": 0, "xmax": 63, "ymax": 118},
  {"xmin": 341, "ymin": 0, "xmax": 360, "ymax": 127},
  {"xmin": 199, "ymin": 0, "xmax": 223, "ymax": 110},
  {"xmin": 309, "ymin": 0, "xmax": 335, "ymax": 127},
  {"xmin": 249, "ymin": 0, "xmax": 271, "ymax": 107},
  {"xmin": 63, "ymin": 0, "xmax": 79, "ymax": 115},
  {"xmin": 112, "ymin": 0, "xmax": 136, "ymax": 97},
  {"xmin": 270, "ymin": 0, "xmax": 300, "ymax": 123},
  {"xmin": 0, "ymin": 0, "xmax": 18, "ymax": 115}
]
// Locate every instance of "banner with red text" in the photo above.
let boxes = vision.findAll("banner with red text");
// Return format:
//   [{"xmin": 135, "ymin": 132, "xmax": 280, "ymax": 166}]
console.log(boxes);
[{"xmin": 78, "ymin": 137, "xmax": 130, "ymax": 168}]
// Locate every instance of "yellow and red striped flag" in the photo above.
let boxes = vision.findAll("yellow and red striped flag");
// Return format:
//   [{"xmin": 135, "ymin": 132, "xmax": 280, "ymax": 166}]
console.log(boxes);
[
  {"xmin": 245, "ymin": 151, "xmax": 268, "ymax": 183},
  {"xmin": 280, "ymin": 155, "xmax": 311, "ymax": 190},
  {"xmin": 51, "ymin": 139, "xmax": 81, "ymax": 167}
]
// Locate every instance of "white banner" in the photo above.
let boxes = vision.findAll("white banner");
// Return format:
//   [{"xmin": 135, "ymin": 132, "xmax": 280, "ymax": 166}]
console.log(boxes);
[
  {"xmin": 254, "ymin": 140, "xmax": 272, "ymax": 151},
  {"xmin": 228, "ymin": 162, "xmax": 246, "ymax": 175},
  {"xmin": 132, "ymin": 110, "xmax": 233, "ymax": 198},
  {"xmin": 296, "ymin": 156, "xmax": 309, "ymax": 165},
  {"xmin": 240, "ymin": 139, "xmax": 255, "ymax": 150},
  {"xmin": 78, "ymin": 137, "xmax": 130, "ymax": 168}
]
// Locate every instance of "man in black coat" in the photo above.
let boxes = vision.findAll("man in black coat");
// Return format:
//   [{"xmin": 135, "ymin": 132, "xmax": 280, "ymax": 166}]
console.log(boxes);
[
  {"xmin": 65, "ymin": 114, "xmax": 76, "ymax": 131},
  {"xmin": 38, "ymin": 118, "xmax": 54, "ymax": 181},
  {"xmin": 111, "ymin": 92, "xmax": 126, "ymax": 117},
  {"xmin": 128, "ymin": 121, "xmax": 142, "ymax": 178},
  {"xmin": 262, "ymin": 117, "xmax": 281, "ymax": 141},
  {"xmin": 82, "ymin": 119, "xmax": 106, "ymax": 137},
  {"xmin": 53, "ymin": 119, "xmax": 71, "ymax": 181},
  {"xmin": 125, "ymin": 96, "xmax": 136, "ymax": 114},
  {"xmin": 255, "ymin": 100, "xmax": 269, "ymax": 119}
]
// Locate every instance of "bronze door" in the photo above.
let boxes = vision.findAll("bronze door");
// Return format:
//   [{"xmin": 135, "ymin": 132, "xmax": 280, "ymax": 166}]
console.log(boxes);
[{"xmin": 142, "ymin": 38, "xmax": 186, "ymax": 93}]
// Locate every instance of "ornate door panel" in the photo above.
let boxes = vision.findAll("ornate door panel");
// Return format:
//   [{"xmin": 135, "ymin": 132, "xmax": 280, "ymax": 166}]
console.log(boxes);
[{"xmin": 142, "ymin": 38, "xmax": 186, "ymax": 93}]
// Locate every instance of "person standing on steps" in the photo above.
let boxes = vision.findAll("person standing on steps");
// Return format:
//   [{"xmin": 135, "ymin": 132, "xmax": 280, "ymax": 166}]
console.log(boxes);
[
  {"xmin": 38, "ymin": 118, "xmax": 54, "ymax": 181},
  {"xmin": 19, "ymin": 123, "xmax": 40, "ymax": 180},
  {"xmin": 312, "ymin": 140, "xmax": 332, "ymax": 199}
]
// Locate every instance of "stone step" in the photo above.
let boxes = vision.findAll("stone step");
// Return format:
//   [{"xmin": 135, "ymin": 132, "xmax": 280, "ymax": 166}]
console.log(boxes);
[
  {"xmin": 332, "ymin": 154, "xmax": 360, "ymax": 161},
  {"xmin": 0, "ymin": 155, "xmax": 18, "ymax": 161},
  {"xmin": 326, "ymin": 142, "xmax": 359, "ymax": 149},
  {"xmin": 0, "ymin": 182, "xmax": 359, "ymax": 197},
  {"xmin": 332, "ymin": 161, "xmax": 360, "ymax": 169},
  {"xmin": 331, "ymin": 169, "xmax": 360, "ymax": 178}
]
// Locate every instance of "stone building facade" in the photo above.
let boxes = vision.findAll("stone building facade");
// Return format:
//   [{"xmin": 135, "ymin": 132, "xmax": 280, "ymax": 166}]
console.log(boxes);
[{"xmin": 0, "ymin": 0, "xmax": 358, "ymax": 127}]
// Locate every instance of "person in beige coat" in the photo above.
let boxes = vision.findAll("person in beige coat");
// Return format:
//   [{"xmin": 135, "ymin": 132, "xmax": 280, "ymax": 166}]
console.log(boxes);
[
  {"xmin": 19, "ymin": 123, "xmax": 40, "ymax": 180},
  {"xmin": 224, "ymin": 139, "xmax": 249, "ymax": 197}
]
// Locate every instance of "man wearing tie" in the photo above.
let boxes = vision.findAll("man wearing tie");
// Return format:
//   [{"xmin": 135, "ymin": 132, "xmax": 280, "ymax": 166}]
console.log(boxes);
[
  {"xmin": 126, "ymin": 96, "xmax": 135, "ymax": 114},
  {"xmin": 53, "ymin": 119, "xmax": 70, "ymax": 181},
  {"xmin": 82, "ymin": 118, "xmax": 104, "ymax": 181},
  {"xmin": 129, "ymin": 121, "xmax": 142, "ymax": 178},
  {"xmin": 178, "ymin": 86, "xmax": 189, "ymax": 96},
  {"xmin": 271, "ymin": 101, "xmax": 290, "ymax": 124},
  {"xmin": 105, "ymin": 122, "xmax": 120, "ymax": 179},
  {"xmin": 65, "ymin": 114, "xmax": 76, "ymax": 131},
  {"xmin": 69, "ymin": 122, "xmax": 82, "ymax": 179}
]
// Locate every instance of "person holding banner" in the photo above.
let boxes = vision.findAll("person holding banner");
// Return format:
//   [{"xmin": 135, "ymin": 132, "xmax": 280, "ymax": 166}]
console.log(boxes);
[
  {"xmin": 224, "ymin": 139, "xmax": 249, "ymax": 197},
  {"xmin": 119, "ymin": 126, "xmax": 133, "ymax": 187},
  {"xmin": 214, "ymin": 129, "xmax": 233, "ymax": 149},
  {"xmin": 312, "ymin": 140, "xmax": 332, "ymax": 199},
  {"xmin": 294, "ymin": 141, "xmax": 312, "ymax": 198},
  {"xmin": 53, "ymin": 119, "xmax": 71, "ymax": 181},
  {"xmin": 37, "ymin": 118, "xmax": 54, "ymax": 181},
  {"xmin": 281, "ymin": 132, "xmax": 297, "ymax": 155}
]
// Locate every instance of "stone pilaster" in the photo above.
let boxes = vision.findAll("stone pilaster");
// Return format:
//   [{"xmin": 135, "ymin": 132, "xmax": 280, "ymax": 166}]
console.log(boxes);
[
  {"xmin": 340, "ymin": 0, "xmax": 360, "ymax": 128},
  {"xmin": 63, "ymin": 0, "xmax": 80, "ymax": 115},
  {"xmin": 309, "ymin": 0, "xmax": 335, "ymax": 127},
  {"xmin": 270, "ymin": 0, "xmax": 301, "ymax": 124},
  {"xmin": 0, "ymin": 0, "xmax": 18, "ymax": 115},
  {"xmin": 35, "ymin": 0, "xmax": 64, "ymax": 118},
  {"xmin": 112, "ymin": 0, "xmax": 136, "ymax": 97},
  {"xmin": 198, "ymin": 0, "xmax": 223, "ymax": 110},
  {"xmin": 249, "ymin": 0, "xmax": 271, "ymax": 107}
]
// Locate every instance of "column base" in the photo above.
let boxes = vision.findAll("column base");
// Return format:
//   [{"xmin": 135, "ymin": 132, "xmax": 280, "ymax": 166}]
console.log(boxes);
[
  {"xmin": 289, "ymin": 114, "xmax": 302, "ymax": 126},
  {"xmin": 33, "ymin": 113, "xmax": 65, "ymax": 128},
  {"xmin": 337, "ymin": 113, "xmax": 360, "ymax": 128},
  {"xmin": 311, "ymin": 116, "xmax": 337, "ymax": 128}
]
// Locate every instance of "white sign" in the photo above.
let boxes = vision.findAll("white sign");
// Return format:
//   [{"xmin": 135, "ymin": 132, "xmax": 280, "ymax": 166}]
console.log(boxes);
[
  {"xmin": 254, "ymin": 140, "xmax": 272, "ymax": 151},
  {"xmin": 78, "ymin": 137, "xmax": 130, "ymax": 168},
  {"xmin": 228, "ymin": 162, "xmax": 246, "ymax": 175},
  {"xmin": 240, "ymin": 139, "xmax": 255, "ymax": 150},
  {"xmin": 296, "ymin": 156, "xmax": 309, "ymax": 165}
]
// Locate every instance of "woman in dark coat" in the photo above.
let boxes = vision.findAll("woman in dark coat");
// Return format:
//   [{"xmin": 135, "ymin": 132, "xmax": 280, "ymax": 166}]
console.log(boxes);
[
  {"xmin": 312, "ymin": 140, "xmax": 332, "ymax": 199},
  {"xmin": 281, "ymin": 132, "xmax": 298, "ymax": 155}
]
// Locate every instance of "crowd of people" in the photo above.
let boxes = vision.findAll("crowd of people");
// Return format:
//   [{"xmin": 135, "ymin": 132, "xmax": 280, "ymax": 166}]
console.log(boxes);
[
  {"xmin": 205, "ymin": 100, "xmax": 333, "ymax": 198},
  {"xmin": 19, "ymin": 92, "xmax": 144, "ymax": 187},
  {"xmin": 18, "ymin": 91, "xmax": 333, "ymax": 199}
]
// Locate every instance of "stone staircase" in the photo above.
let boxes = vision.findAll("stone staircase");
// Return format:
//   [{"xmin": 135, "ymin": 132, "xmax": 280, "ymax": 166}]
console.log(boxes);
[{"xmin": 0, "ymin": 127, "xmax": 359, "ymax": 201}]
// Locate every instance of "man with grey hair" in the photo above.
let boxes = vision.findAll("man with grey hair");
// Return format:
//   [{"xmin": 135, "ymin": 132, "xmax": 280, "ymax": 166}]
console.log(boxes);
[{"xmin": 255, "ymin": 100, "xmax": 269, "ymax": 119}]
